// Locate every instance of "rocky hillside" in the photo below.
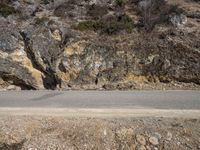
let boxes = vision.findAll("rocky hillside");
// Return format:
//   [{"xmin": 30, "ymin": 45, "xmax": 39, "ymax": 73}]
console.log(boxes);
[{"xmin": 0, "ymin": 0, "xmax": 200, "ymax": 90}]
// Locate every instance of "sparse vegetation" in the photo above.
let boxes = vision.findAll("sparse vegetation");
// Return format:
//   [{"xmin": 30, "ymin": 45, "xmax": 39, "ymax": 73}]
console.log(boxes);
[
  {"xmin": 0, "ymin": 3, "xmax": 16, "ymax": 17},
  {"xmin": 137, "ymin": 0, "xmax": 184, "ymax": 31},
  {"xmin": 116, "ymin": 0, "xmax": 128, "ymax": 7},
  {"xmin": 74, "ymin": 14, "xmax": 134, "ymax": 35},
  {"xmin": 41, "ymin": 0, "xmax": 54, "ymax": 5},
  {"xmin": 102, "ymin": 14, "xmax": 134, "ymax": 34},
  {"xmin": 54, "ymin": 3, "xmax": 75, "ymax": 18},
  {"xmin": 73, "ymin": 20, "xmax": 102, "ymax": 31},
  {"xmin": 35, "ymin": 17, "xmax": 50, "ymax": 25},
  {"xmin": 87, "ymin": 5, "xmax": 108, "ymax": 19}
]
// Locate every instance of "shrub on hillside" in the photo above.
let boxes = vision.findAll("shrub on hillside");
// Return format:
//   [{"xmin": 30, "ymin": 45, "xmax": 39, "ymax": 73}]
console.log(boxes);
[
  {"xmin": 87, "ymin": 5, "xmax": 108, "ymax": 19},
  {"xmin": 73, "ymin": 14, "xmax": 134, "ymax": 35},
  {"xmin": 41, "ymin": 0, "xmax": 54, "ymax": 5},
  {"xmin": 137, "ymin": 0, "xmax": 184, "ymax": 31},
  {"xmin": 116, "ymin": 0, "xmax": 128, "ymax": 7},
  {"xmin": 102, "ymin": 14, "xmax": 134, "ymax": 34},
  {"xmin": 0, "ymin": 3, "xmax": 16, "ymax": 17}
]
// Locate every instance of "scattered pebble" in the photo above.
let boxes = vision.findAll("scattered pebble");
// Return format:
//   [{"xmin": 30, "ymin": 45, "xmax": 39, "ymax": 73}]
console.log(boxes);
[
  {"xmin": 149, "ymin": 136, "xmax": 159, "ymax": 145},
  {"xmin": 136, "ymin": 145, "xmax": 146, "ymax": 150},
  {"xmin": 166, "ymin": 132, "xmax": 173, "ymax": 141},
  {"xmin": 136, "ymin": 134, "xmax": 146, "ymax": 145},
  {"xmin": 146, "ymin": 146, "xmax": 151, "ymax": 150},
  {"xmin": 154, "ymin": 132, "xmax": 162, "ymax": 139}
]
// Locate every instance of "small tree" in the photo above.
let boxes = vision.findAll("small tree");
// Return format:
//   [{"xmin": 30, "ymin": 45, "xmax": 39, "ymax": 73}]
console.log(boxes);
[{"xmin": 139, "ymin": 0, "xmax": 160, "ymax": 30}]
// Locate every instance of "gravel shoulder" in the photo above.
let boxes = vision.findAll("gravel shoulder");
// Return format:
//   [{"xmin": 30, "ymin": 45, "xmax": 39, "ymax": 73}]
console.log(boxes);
[
  {"xmin": 0, "ymin": 116, "xmax": 200, "ymax": 150},
  {"xmin": 0, "ymin": 108, "xmax": 200, "ymax": 119}
]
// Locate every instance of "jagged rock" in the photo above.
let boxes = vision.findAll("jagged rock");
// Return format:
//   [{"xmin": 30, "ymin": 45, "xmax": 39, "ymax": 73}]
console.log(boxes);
[
  {"xmin": 0, "ymin": 25, "xmax": 44, "ymax": 89},
  {"xmin": 170, "ymin": 14, "xmax": 187, "ymax": 27},
  {"xmin": 22, "ymin": 24, "xmax": 75, "ymax": 89},
  {"xmin": 58, "ymin": 41, "xmax": 130, "ymax": 88},
  {"xmin": 22, "ymin": 26, "xmax": 63, "ymax": 73}
]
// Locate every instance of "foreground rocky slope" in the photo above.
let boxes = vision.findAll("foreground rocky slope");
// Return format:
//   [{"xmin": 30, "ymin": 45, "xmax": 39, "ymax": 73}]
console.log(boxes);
[
  {"xmin": 0, "ymin": 0, "xmax": 200, "ymax": 90},
  {"xmin": 0, "ymin": 116, "xmax": 200, "ymax": 150}
]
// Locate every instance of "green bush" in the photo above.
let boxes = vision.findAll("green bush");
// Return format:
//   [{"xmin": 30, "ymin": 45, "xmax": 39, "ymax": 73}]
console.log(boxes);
[
  {"xmin": 73, "ymin": 20, "xmax": 103, "ymax": 31},
  {"xmin": 41, "ymin": 0, "xmax": 54, "ymax": 5},
  {"xmin": 116, "ymin": 0, "xmax": 128, "ymax": 7},
  {"xmin": 73, "ymin": 14, "xmax": 134, "ymax": 35},
  {"xmin": 0, "ymin": 3, "xmax": 16, "ymax": 17},
  {"xmin": 102, "ymin": 14, "xmax": 134, "ymax": 34}
]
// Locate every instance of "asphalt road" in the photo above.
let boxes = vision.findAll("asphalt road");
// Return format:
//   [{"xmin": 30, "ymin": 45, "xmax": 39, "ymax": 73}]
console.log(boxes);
[
  {"xmin": 0, "ymin": 91, "xmax": 200, "ymax": 118},
  {"xmin": 0, "ymin": 90, "xmax": 199, "ymax": 109}
]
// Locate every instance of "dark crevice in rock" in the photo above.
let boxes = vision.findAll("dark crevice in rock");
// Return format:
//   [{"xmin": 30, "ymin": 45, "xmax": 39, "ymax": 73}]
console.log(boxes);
[
  {"xmin": 0, "ymin": 72, "xmax": 36, "ymax": 90},
  {"xmin": 95, "ymin": 77, "xmax": 98, "ymax": 85},
  {"xmin": 174, "ymin": 77, "xmax": 200, "ymax": 85},
  {"xmin": 20, "ymin": 31, "xmax": 47, "ymax": 74},
  {"xmin": 42, "ymin": 74, "xmax": 61, "ymax": 90},
  {"xmin": 20, "ymin": 31, "xmax": 60, "ymax": 90}
]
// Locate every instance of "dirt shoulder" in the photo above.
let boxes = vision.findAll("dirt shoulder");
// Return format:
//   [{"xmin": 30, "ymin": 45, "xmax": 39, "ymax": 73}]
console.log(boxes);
[
  {"xmin": 0, "ymin": 116, "xmax": 200, "ymax": 150},
  {"xmin": 0, "ymin": 108, "xmax": 200, "ymax": 119}
]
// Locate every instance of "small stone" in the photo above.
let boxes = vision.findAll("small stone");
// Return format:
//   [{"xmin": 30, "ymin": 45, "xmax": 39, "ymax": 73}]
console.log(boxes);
[
  {"xmin": 7, "ymin": 85, "xmax": 16, "ymax": 90},
  {"xmin": 136, "ymin": 145, "xmax": 146, "ymax": 150},
  {"xmin": 28, "ymin": 148, "xmax": 37, "ymax": 150},
  {"xmin": 103, "ymin": 129, "xmax": 107, "ymax": 136},
  {"xmin": 136, "ymin": 134, "xmax": 146, "ymax": 145},
  {"xmin": 154, "ymin": 132, "xmax": 162, "ymax": 139},
  {"xmin": 149, "ymin": 136, "xmax": 159, "ymax": 145},
  {"xmin": 130, "ymin": 144, "xmax": 136, "ymax": 149},
  {"xmin": 170, "ymin": 14, "xmax": 187, "ymax": 27},
  {"xmin": 166, "ymin": 132, "xmax": 172, "ymax": 141},
  {"xmin": 146, "ymin": 146, "xmax": 151, "ymax": 150}
]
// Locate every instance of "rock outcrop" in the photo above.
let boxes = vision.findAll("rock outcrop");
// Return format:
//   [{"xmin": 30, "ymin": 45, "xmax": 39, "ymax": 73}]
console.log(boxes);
[
  {"xmin": 0, "ymin": 0, "xmax": 200, "ymax": 90},
  {"xmin": 0, "ymin": 23, "xmax": 44, "ymax": 90}
]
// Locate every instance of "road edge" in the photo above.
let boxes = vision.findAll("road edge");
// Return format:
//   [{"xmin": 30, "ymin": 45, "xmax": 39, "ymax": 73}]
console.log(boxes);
[{"xmin": 0, "ymin": 108, "xmax": 200, "ymax": 118}]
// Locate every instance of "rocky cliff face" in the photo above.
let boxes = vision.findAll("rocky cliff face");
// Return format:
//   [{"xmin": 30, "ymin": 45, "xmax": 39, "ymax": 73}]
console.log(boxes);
[{"xmin": 0, "ymin": 0, "xmax": 200, "ymax": 90}]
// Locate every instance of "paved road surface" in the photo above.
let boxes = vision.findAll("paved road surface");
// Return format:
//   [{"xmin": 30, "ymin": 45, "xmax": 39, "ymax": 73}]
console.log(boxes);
[{"xmin": 0, "ymin": 91, "xmax": 200, "ymax": 118}]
